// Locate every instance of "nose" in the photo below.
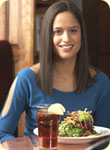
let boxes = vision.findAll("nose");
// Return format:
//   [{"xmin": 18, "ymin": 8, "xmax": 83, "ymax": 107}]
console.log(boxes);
[{"xmin": 63, "ymin": 31, "xmax": 70, "ymax": 42}]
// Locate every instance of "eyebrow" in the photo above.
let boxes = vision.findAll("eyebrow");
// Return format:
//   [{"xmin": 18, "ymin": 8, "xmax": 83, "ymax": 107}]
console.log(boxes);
[
  {"xmin": 71, "ymin": 26, "xmax": 80, "ymax": 28},
  {"xmin": 53, "ymin": 26, "xmax": 80, "ymax": 29}
]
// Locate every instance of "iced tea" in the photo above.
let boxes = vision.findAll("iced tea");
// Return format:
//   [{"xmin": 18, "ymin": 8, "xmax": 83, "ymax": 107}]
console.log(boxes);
[{"xmin": 37, "ymin": 105, "xmax": 60, "ymax": 149}]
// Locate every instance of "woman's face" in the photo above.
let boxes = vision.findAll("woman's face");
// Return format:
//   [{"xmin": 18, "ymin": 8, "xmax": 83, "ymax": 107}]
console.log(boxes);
[{"xmin": 53, "ymin": 11, "xmax": 81, "ymax": 60}]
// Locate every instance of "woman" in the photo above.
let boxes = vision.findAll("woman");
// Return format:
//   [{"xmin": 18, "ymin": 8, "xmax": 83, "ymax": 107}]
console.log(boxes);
[{"xmin": 0, "ymin": 0, "xmax": 110, "ymax": 143}]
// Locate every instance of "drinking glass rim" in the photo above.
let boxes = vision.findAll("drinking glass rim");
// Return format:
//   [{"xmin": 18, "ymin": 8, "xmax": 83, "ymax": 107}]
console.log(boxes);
[{"xmin": 36, "ymin": 104, "xmax": 51, "ymax": 109}]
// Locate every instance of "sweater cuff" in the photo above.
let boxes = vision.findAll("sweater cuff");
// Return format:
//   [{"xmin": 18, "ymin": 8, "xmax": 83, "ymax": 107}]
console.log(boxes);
[{"xmin": 0, "ymin": 135, "xmax": 15, "ymax": 144}]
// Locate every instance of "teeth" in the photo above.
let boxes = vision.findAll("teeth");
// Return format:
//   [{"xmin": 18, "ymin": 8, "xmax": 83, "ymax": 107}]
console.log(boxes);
[{"xmin": 61, "ymin": 45, "xmax": 73, "ymax": 48}]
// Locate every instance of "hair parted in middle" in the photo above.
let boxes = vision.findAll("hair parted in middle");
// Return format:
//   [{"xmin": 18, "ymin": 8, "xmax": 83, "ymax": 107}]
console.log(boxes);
[{"xmin": 37, "ymin": 0, "xmax": 96, "ymax": 94}]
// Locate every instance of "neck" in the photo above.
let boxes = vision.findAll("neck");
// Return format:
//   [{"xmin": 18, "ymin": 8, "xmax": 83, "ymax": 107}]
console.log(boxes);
[{"xmin": 53, "ymin": 57, "xmax": 76, "ymax": 78}]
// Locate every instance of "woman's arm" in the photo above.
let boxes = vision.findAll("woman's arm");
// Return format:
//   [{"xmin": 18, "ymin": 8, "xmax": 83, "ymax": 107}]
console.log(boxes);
[
  {"xmin": 94, "ymin": 79, "xmax": 110, "ymax": 128},
  {"xmin": 0, "ymin": 72, "xmax": 28, "ymax": 143},
  {"xmin": 1, "ymin": 77, "xmax": 17, "ymax": 117}
]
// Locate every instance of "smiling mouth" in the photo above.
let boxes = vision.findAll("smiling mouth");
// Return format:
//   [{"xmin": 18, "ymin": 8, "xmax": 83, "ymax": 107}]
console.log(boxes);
[{"xmin": 60, "ymin": 45, "xmax": 73, "ymax": 50}]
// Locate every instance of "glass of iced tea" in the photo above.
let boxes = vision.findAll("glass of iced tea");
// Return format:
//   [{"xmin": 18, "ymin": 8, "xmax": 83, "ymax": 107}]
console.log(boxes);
[{"xmin": 37, "ymin": 104, "xmax": 61, "ymax": 150}]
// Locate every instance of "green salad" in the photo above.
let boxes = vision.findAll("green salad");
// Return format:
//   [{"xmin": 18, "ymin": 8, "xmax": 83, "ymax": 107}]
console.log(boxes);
[{"xmin": 58, "ymin": 109, "xmax": 100, "ymax": 137}]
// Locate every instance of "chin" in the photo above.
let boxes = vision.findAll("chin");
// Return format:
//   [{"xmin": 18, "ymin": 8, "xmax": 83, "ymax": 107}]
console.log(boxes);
[{"xmin": 60, "ymin": 55, "xmax": 75, "ymax": 60}]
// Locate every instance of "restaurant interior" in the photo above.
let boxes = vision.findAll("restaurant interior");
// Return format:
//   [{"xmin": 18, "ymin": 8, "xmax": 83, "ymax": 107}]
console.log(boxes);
[{"xmin": 0, "ymin": 0, "xmax": 110, "ymax": 149}]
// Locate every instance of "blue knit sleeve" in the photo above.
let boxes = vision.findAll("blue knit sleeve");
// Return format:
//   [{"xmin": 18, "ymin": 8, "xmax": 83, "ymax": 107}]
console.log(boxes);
[
  {"xmin": 94, "ymin": 74, "xmax": 110, "ymax": 128},
  {"xmin": 0, "ymin": 69, "xmax": 29, "ymax": 143}
]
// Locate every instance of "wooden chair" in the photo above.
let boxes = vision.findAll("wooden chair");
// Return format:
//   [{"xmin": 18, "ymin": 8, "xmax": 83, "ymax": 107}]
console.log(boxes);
[{"xmin": 0, "ymin": 40, "xmax": 14, "ymax": 111}]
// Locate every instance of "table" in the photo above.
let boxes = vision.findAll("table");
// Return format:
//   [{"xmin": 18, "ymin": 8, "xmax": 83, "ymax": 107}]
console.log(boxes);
[{"xmin": 0, "ymin": 135, "xmax": 110, "ymax": 150}]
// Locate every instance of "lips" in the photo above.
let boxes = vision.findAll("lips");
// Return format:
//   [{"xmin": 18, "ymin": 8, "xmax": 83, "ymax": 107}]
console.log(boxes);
[{"xmin": 60, "ymin": 44, "xmax": 73, "ymax": 51}]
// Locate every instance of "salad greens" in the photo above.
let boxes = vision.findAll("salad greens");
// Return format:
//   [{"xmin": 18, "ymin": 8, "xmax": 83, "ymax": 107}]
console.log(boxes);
[{"xmin": 58, "ymin": 108, "xmax": 99, "ymax": 137}]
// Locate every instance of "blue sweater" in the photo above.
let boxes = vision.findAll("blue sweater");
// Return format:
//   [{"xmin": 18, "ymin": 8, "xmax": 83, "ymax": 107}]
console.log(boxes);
[{"xmin": 0, "ymin": 67, "xmax": 110, "ymax": 143}]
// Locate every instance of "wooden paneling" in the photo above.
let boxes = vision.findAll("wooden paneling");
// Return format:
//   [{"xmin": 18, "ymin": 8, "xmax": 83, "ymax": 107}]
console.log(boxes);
[
  {"xmin": 98, "ymin": 1, "xmax": 110, "ymax": 77},
  {"xmin": 83, "ymin": 0, "xmax": 99, "ymax": 67},
  {"xmin": 99, "ymin": 0, "xmax": 110, "ymax": 54},
  {"xmin": 9, "ymin": 0, "xmax": 19, "ymax": 45},
  {"xmin": 83, "ymin": 0, "xmax": 110, "ymax": 77},
  {"xmin": 0, "ymin": 2, "xmax": 8, "ymax": 39},
  {"xmin": 0, "ymin": 0, "xmax": 35, "ymax": 74}
]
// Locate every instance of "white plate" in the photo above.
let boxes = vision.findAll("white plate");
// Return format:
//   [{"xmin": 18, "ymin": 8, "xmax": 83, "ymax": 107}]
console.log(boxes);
[
  {"xmin": 33, "ymin": 127, "xmax": 38, "ymax": 135},
  {"xmin": 58, "ymin": 126, "xmax": 110, "ymax": 144},
  {"xmin": 33, "ymin": 126, "xmax": 110, "ymax": 145}
]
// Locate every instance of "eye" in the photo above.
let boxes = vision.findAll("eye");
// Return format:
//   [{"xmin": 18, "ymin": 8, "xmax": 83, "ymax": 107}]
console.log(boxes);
[
  {"xmin": 70, "ymin": 28, "xmax": 78, "ymax": 33},
  {"xmin": 53, "ymin": 29, "xmax": 62, "ymax": 35}
]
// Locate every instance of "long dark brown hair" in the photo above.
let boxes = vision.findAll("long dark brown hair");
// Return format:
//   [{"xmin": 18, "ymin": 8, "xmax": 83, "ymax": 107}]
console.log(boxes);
[{"xmin": 37, "ymin": 0, "xmax": 96, "ymax": 94}]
